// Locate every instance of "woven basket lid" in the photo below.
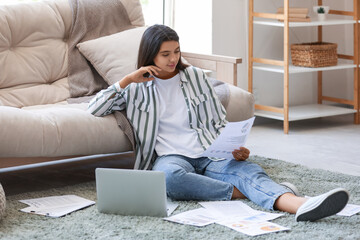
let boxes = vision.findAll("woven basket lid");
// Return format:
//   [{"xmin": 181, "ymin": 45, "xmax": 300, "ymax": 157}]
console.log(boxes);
[{"xmin": 291, "ymin": 42, "xmax": 337, "ymax": 50}]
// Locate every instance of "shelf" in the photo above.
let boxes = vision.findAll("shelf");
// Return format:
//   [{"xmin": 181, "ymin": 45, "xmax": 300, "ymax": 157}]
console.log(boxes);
[
  {"xmin": 254, "ymin": 18, "xmax": 356, "ymax": 27},
  {"xmin": 249, "ymin": 0, "xmax": 359, "ymax": 133},
  {"xmin": 253, "ymin": 61, "xmax": 356, "ymax": 74},
  {"xmin": 255, "ymin": 104, "xmax": 357, "ymax": 121}
]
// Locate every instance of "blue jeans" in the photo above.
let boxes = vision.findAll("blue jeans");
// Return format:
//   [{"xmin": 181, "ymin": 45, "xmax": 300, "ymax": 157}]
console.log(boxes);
[{"xmin": 152, "ymin": 154, "xmax": 290, "ymax": 210}]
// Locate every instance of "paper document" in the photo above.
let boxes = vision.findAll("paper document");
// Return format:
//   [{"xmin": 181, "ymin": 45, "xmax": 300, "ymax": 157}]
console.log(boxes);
[
  {"xmin": 337, "ymin": 203, "xmax": 360, "ymax": 217},
  {"xmin": 202, "ymin": 117, "xmax": 255, "ymax": 159},
  {"xmin": 199, "ymin": 200, "xmax": 257, "ymax": 218},
  {"xmin": 199, "ymin": 200, "xmax": 283, "ymax": 221},
  {"xmin": 19, "ymin": 195, "xmax": 95, "ymax": 218},
  {"xmin": 164, "ymin": 208, "xmax": 217, "ymax": 227},
  {"xmin": 163, "ymin": 200, "xmax": 288, "ymax": 236},
  {"xmin": 164, "ymin": 200, "xmax": 283, "ymax": 230},
  {"xmin": 166, "ymin": 198, "xmax": 179, "ymax": 216},
  {"xmin": 217, "ymin": 218, "xmax": 290, "ymax": 236}
]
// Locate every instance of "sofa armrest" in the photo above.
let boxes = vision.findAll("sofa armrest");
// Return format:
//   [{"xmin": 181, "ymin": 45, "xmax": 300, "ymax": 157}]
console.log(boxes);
[
  {"xmin": 182, "ymin": 52, "xmax": 242, "ymax": 86},
  {"xmin": 182, "ymin": 52, "xmax": 253, "ymax": 121},
  {"xmin": 225, "ymin": 84, "xmax": 255, "ymax": 122}
]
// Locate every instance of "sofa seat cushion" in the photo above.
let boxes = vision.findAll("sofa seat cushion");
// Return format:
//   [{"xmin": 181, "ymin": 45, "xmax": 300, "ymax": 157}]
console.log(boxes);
[{"xmin": 0, "ymin": 103, "xmax": 132, "ymax": 158}]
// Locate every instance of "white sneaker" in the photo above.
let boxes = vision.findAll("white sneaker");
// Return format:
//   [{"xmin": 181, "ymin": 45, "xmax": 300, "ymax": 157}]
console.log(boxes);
[{"xmin": 295, "ymin": 188, "xmax": 349, "ymax": 222}]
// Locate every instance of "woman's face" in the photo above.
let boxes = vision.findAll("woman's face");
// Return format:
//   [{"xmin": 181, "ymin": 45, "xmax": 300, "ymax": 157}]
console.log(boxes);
[{"xmin": 153, "ymin": 40, "xmax": 180, "ymax": 79}]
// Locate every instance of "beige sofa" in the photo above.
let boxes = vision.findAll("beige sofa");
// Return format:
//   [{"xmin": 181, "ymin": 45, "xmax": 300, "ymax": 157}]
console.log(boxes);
[{"xmin": 0, "ymin": 0, "xmax": 254, "ymax": 170}]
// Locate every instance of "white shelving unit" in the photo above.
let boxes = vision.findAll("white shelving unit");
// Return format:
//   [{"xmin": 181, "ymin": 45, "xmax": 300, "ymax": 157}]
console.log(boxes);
[
  {"xmin": 255, "ymin": 104, "xmax": 357, "ymax": 121},
  {"xmin": 253, "ymin": 60, "xmax": 356, "ymax": 74},
  {"xmin": 254, "ymin": 19, "xmax": 356, "ymax": 27},
  {"xmin": 248, "ymin": 0, "xmax": 359, "ymax": 133}
]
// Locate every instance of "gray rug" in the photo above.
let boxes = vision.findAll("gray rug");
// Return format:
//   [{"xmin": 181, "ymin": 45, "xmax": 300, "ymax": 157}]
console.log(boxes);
[{"xmin": 1, "ymin": 156, "xmax": 359, "ymax": 240}]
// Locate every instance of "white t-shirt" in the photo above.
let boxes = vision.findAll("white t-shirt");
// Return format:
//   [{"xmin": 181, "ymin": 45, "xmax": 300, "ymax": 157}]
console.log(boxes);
[{"xmin": 154, "ymin": 73, "xmax": 204, "ymax": 158}]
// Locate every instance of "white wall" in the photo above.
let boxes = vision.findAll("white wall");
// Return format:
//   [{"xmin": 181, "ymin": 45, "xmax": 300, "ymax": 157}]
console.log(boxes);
[
  {"xmin": 212, "ymin": 0, "xmax": 354, "ymax": 107},
  {"xmin": 212, "ymin": 0, "xmax": 248, "ymax": 90}
]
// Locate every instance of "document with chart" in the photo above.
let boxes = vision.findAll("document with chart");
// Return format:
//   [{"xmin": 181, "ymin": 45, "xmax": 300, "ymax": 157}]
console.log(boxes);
[{"xmin": 202, "ymin": 117, "xmax": 255, "ymax": 159}]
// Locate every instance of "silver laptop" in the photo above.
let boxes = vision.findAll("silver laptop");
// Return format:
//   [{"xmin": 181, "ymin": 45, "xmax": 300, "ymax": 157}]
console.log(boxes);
[{"xmin": 95, "ymin": 168, "xmax": 177, "ymax": 217}]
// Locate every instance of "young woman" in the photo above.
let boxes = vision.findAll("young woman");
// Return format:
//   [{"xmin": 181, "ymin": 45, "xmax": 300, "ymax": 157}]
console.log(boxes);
[{"xmin": 88, "ymin": 24, "xmax": 349, "ymax": 222}]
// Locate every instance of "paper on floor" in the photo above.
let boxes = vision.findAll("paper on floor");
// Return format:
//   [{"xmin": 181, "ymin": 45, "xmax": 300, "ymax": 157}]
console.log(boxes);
[
  {"xmin": 217, "ymin": 218, "xmax": 290, "ymax": 236},
  {"xmin": 164, "ymin": 200, "xmax": 287, "ymax": 236},
  {"xmin": 336, "ymin": 203, "xmax": 360, "ymax": 217},
  {"xmin": 19, "ymin": 195, "xmax": 95, "ymax": 218},
  {"xmin": 164, "ymin": 208, "xmax": 217, "ymax": 227},
  {"xmin": 199, "ymin": 200, "xmax": 284, "ymax": 221}
]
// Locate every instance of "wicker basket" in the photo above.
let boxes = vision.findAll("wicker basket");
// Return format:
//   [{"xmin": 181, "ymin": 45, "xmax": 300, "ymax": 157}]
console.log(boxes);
[
  {"xmin": 0, "ymin": 183, "xmax": 5, "ymax": 220},
  {"xmin": 291, "ymin": 42, "xmax": 338, "ymax": 67}
]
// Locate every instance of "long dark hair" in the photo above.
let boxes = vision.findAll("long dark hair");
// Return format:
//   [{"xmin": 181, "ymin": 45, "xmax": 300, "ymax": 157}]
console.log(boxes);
[{"xmin": 137, "ymin": 24, "xmax": 188, "ymax": 70}]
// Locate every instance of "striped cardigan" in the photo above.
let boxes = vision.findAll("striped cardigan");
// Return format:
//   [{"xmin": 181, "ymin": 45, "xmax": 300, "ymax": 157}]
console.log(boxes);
[{"xmin": 87, "ymin": 66, "xmax": 228, "ymax": 170}]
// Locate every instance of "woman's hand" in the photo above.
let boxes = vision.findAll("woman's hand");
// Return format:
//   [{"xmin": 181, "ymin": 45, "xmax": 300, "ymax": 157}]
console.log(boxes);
[
  {"xmin": 119, "ymin": 65, "xmax": 162, "ymax": 88},
  {"xmin": 232, "ymin": 147, "xmax": 250, "ymax": 161},
  {"xmin": 130, "ymin": 66, "xmax": 162, "ymax": 83}
]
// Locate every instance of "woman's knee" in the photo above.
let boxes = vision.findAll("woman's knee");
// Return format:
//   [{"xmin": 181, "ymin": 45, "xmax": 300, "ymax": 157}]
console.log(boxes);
[
  {"xmin": 164, "ymin": 167, "xmax": 187, "ymax": 188},
  {"xmin": 152, "ymin": 155, "xmax": 195, "ymax": 198},
  {"xmin": 163, "ymin": 168, "xmax": 192, "ymax": 199},
  {"xmin": 154, "ymin": 162, "xmax": 188, "ymax": 189},
  {"xmin": 229, "ymin": 160, "xmax": 268, "ymax": 176}
]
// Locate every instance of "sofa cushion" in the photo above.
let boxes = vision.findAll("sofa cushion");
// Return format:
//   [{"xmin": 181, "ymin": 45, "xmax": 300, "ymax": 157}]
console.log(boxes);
[
  {"xmin": 0, "ymin": 0, "xmax": 144, "ymax": 107},
  {"xmin": 77, "ymin": 27, "xmax": 147, "ymax": 85},
  {"xmin": 226, "ymin": 84, "xmax": 255, "ymax": 122},
  {"xmin": 0, "ymin": 104, "xmax": 132, "ymax": 157},
  {"xmin": 0, "ymin": 0, "xmax": 71, "ymax": 107},
  {"xmin": 0, "ymin": 78, "xmax": 70, "ymax": 108},
  {"xmin": 0, "ymin": 0, "xmax": 71, "ymax": 89}
]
